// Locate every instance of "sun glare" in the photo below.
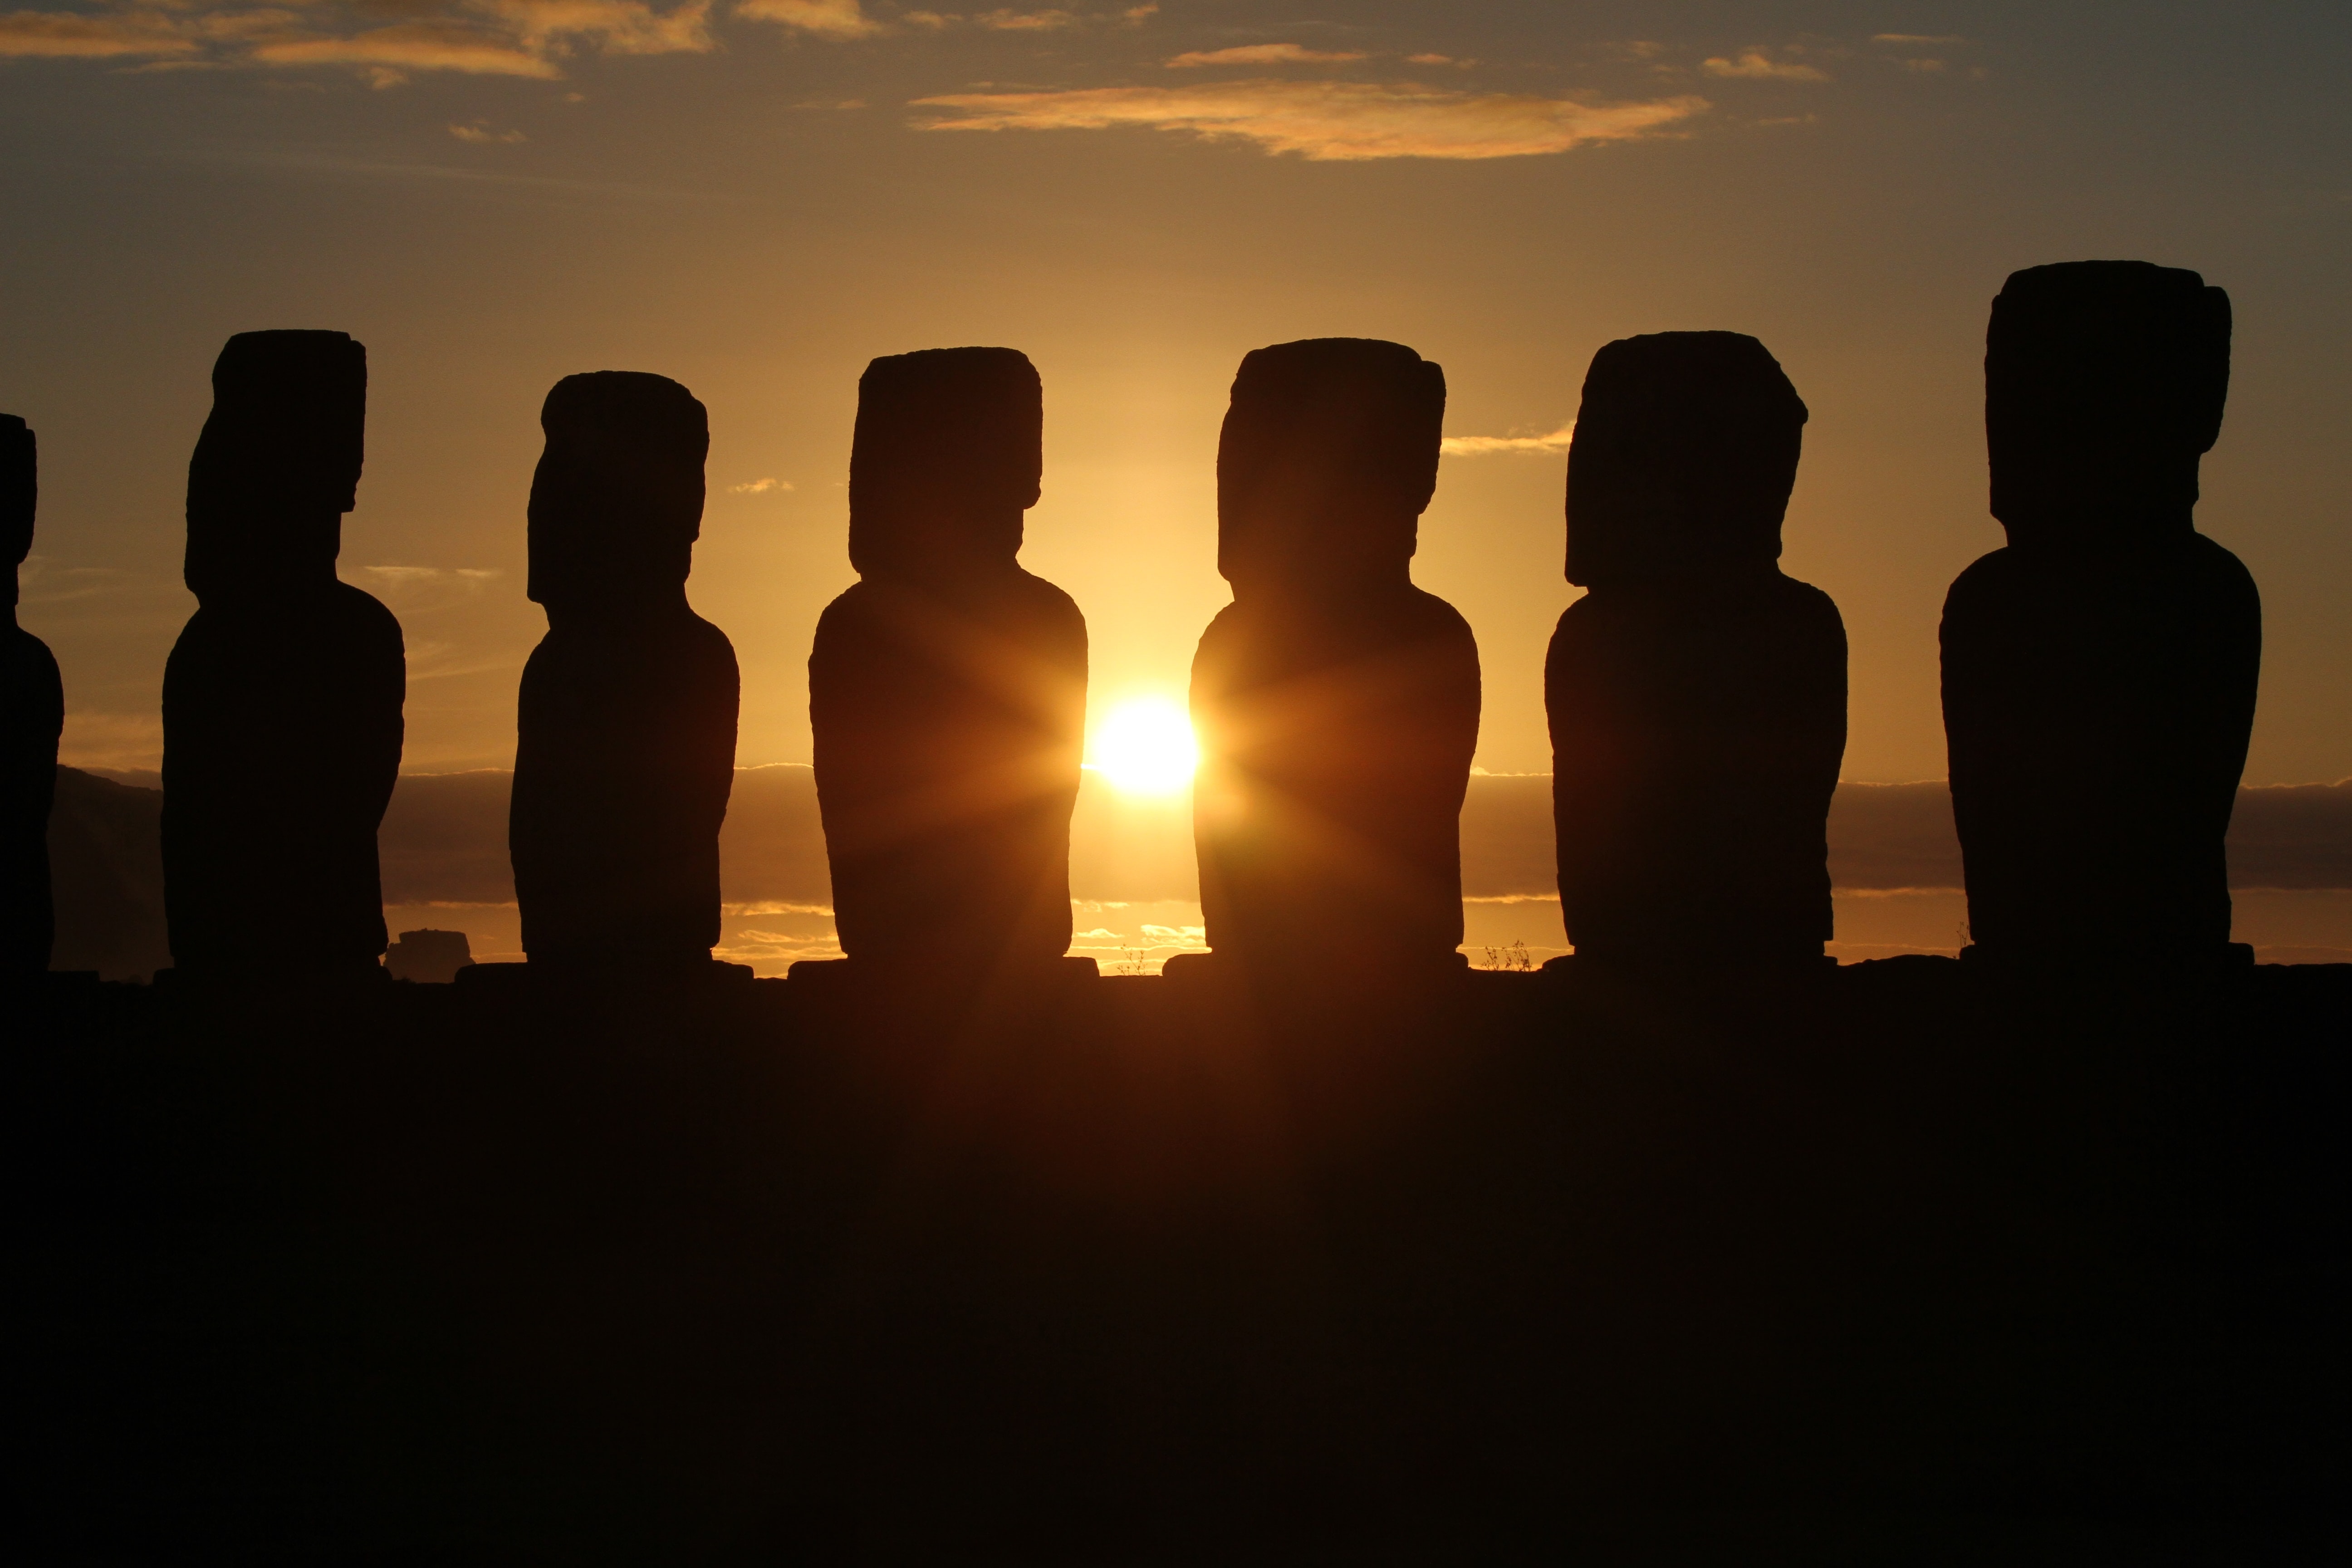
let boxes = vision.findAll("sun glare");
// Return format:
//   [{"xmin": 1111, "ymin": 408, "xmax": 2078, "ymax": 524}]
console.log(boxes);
[{"xmin": 1088, "ymin": 696, "xmax": 1199, "ymax": 796}]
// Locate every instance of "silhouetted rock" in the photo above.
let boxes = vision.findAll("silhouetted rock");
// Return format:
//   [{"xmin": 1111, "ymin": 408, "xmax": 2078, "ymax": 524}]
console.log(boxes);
[
  {"xmin": 808, "ymin": 348, "xmax": 1087, "ymax": 980},
  {"xmin": 2, "ymin": 415, "xmax": 63, "ymax": 978},
  {"xmin": 1546, "ymin": 332, "xmax": 1846, "ymax": 965},
  {"xmin": 1186, "ymin": 338, "xmax": 1479, "ymax": 982},
  {"xmin": 510, "ymin": 372, "xmax": 738, "ymax": 975},
  {"xmin": 384, "ymin": 926, "xmax": 473, "ymax": 983},
  {"xmin": 1942, "ymin": 262, "xmax": 2260, "ymax": 961},
  {"xmin": 161, "ymin": 332, "xmax": 404, "ymax": 981}
]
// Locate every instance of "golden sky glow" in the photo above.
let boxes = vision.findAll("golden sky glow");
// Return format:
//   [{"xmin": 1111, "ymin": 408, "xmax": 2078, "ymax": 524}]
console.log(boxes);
[{"xmin": 3, "ymin": 4, "xmax": 2347, "ymax": 794}]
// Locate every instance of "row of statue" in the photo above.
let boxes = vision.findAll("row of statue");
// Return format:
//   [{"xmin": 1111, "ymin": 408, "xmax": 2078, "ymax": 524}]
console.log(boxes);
[{"xmin": 0, "ymin": 259, "xmax": 2261, "ymax": 985}]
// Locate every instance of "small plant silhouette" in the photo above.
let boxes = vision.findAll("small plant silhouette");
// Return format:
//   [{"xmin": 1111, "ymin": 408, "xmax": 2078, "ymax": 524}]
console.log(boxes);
[
  {"xmin": 1478, "ymin": 939, "xmax": 1535, "ymax": 973},
  {"xmin": 1113, "ymin": 946, "xmax": 1149, "ymax": 977}
]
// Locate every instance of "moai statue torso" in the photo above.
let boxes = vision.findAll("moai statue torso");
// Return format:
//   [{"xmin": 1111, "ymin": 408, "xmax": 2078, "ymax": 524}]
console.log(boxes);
[
  {"xmin": 1942, "ymin": 262, "xmax": 2259, "ymax": 961},
  {"xmin": 808, "ymin": 348, "xmax": 1087, "ymax": 974},
  {"xmin": 1, "ymin": 416, "xmax": 64, "ymax": 978},
  {"xmin": 510, "ymin": 372, "xmax": 739, "ymax": 972},
  {"xmin": 161, "ymin": 331, "xmax": 405, "ymax": 979},
  {"xmin": 1188, "ymin": 338, "xmax": 1480, "ymax": 977},
  {"xmin": 1545, "ymin": 332, "xmax": 1847, "ymax": 965}
]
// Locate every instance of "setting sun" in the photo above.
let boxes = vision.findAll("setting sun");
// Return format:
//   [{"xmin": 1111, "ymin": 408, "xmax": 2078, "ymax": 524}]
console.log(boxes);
[{"xmin": 1088, "ymin": 696, "xmax": 1200, "ymax": 795}]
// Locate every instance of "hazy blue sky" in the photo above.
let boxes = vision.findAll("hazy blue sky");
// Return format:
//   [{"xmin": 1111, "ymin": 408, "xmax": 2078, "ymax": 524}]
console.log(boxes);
[{"xmin": 6, "ymin": 1, "xmax": 2348, "ymax": 784}]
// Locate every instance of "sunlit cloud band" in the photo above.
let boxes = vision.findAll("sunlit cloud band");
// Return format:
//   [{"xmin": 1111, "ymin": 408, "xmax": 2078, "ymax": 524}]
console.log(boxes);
[
  {"xmin": 1164, "ymin": 43, "xmax": 1363, "ymax": 68},
  {"xmin": 910, "ymin": 79, "xmax": 1708, "ymax": 161},
  {"xmin": 251, "ymin": 24, "xmax": 560, "ymax": 79},
  {"xmin": 1441, "ymin": 423, "xmax": 1574, "ymax": 456}
]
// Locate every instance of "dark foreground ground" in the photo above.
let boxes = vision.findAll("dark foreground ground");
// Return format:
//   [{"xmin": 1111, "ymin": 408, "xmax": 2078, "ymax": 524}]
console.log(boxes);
[{"xmin": 10, "ymin": 957, "xmax": 2348, "ymax": 1563}]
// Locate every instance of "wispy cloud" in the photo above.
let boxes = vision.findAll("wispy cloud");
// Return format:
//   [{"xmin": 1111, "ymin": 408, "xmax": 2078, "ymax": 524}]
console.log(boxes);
[
  {"xmin": 0, "ymin": 0, "xmax": 1174, "ymax": 75},
  {"xmin": 1440, "ymin": 422, "xmax": 1575, "ymax": 456},
  {"xmin": 251, "ymin": 24, "xmax": 557, "ymax": 79},
  {"xmin": 16, "ymin": 559, "xmax": 134, "ymax": 605},
  {"xmin": 911, "ymin": 79, "xmax": 1706, "ymax": 162},
  {"xmin": 488, "ymin": 0, "xmax": 712, "ymax": 55},
  {"xmin": 975, "ymin": 6, "xmax": 1074, "ymax": 29},
  {"xmin": 358, "ymin": 565, "xmax": 505, "ymax": 604},
  {"xmin": 1164, "ymin": 42, "xmax": 1365, "ymax": 68},
  {"xmin": 450, "ymin": 117, "xmax": 526, "ymax": 141},
  {"xmin": 735, "ymin": 0, "xmax": 883, "ymax": 39},
  {"xmin": 756, "ymin": 1, "xmax": 1146, "ymax": 37},
  {"xmin": 728, "ymin": 476, "xmax": 793, "ymax": 493},
  {"xmin": 0, "ymin": 0, "xmax": 713, "ymax": 78},
  {"xmin": 1700, "ymin": 49, "xmax": 1828, "ymax": 83},
  {"xmin": 0, "ymin": 9, "xmax": 197, "ymax": 57},
  {"xmin": 1872, "ymin": 32, "xmax": 1964, "ymax": 74}
]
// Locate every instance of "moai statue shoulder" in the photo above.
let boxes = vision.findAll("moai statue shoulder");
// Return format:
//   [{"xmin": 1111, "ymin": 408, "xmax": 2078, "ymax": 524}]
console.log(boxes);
[
  {"xmin": 162, "ymin": 330, "xmax": 405, "ymax": 980},
  {"xmin": 1941, "ymin": 262, "xmax": 2259, "ymax": 963},
  {"xmin": 1545, "ymin": 331, "xmax": 1847, "ymax": 966},
  {"xmin": 510, "ymin": 371, "xmax": 739, "ymax": 975},
  {"xmin": 807, "ymin": 347, "xmax": 1088, "ymax": 978},
  {"xmin": 1186, "ymin": 337, "xmax": 1480, "ymax": 982},
  {"xmin": 1, "ymin": 415, "xmax": 65, "ymax": 979}
]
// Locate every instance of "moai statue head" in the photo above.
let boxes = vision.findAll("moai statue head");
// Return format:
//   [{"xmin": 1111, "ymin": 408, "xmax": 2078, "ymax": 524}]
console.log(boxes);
[
  {"xmin": 1217, "ymin": 338, "xmax": 1445, "ymax": 599},
  {"xmin": 527, "ymin": 371, "xmax": 709, "ymax": 618},
  {"xmin": 1, "ymin": 415, "xmax": 32, "ymax": 613},
  {"xmin": 184, "ymin": 330, "xmax": 366, "ymax": 603},
  {"xmin": 1986, "ymin": 260, "xmax": 2231, "ymax": 551},
  {"xmin": 1564, "ymin": 331, "xmax": 1808, "ymax": 588},
  {"xmin": 848, "ymin": 347, "xmax": 1042, "ymax": 583}
]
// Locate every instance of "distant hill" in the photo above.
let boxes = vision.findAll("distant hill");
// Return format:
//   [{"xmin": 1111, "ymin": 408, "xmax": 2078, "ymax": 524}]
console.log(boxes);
[{"xmin": 49, "ymin": 767, "xmax": 171, "ymax": 981}]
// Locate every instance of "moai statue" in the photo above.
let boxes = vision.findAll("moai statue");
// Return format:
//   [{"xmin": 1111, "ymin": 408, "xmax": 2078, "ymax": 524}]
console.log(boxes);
[
  {"xmin": 808, "ymin": 348, "xmax": 1087, "ymax": 978},
  {"xmin": 162, "ymin": 331, "xmax": 405, "ymax": 979},
  {"xmin": 1546, "ymin": 332, "xmax": 1847, "ymax": 965},
  {"xmin": 1942, "ymin": 262, "xmax": 2259, "ymax": 962},
  {"xmin": 1186, "ymin": 338, "xmax": 1480, "ymax": 981},
  {"xmin": 2, "ymin": 416, "xmax": 64, "ymax": 979},
  {"xmin": 510, "ymin": 372, "xmax": 739, "ymax": 974}
]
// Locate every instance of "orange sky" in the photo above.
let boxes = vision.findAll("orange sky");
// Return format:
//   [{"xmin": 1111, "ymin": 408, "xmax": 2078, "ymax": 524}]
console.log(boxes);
[{"xmin": 7, "ymin": 2, "xmax": 2349, "ymax": 788}]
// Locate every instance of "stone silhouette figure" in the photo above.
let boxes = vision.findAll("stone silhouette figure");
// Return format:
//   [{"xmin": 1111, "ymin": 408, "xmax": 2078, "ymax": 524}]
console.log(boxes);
[
  {"xmin": 808, "ymin": 348, "xmax": 1086, "ymax": 975},
  {"xmin": 1545, "ymin": 332, "xmax": 1847, "ymax": 965},
  {"xmin": 510, "ymin": 372, "xmax": 739, "ymax": 973},
  {"xmin": 2, "ymin": 415, "xmax": 64, "ymax": 978},
  {"xmin": 162, "ymin": 331, "xmax": 404, "ymax": 979},
  {"xmin": 1187, "ymin": 338, "xmax": 1480, "ymax": 978},
  {"xmin": 1942, "ymin": 261, "xmax": 2259, "ymax": 960}
]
